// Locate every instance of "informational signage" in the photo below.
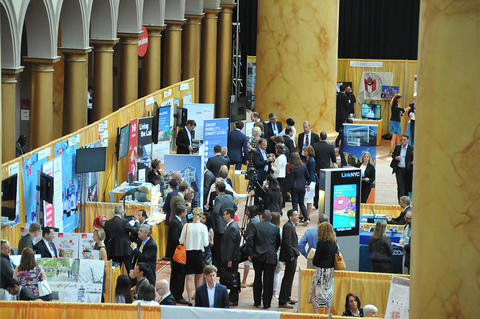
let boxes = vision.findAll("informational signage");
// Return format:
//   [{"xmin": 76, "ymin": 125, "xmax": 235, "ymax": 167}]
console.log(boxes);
[
  {"xmin": 246, "ymin": 56, "xmax": 256, "ymax": 106},
  {"xmin": 23, "ymin": 152, "xmax": 47, "ymax": 225},
  {"xmin": 342, "ymin": 124, "xmax": 378, "ymax": 167},
  {"xmin": 128, "ymin": 119, "xmax": 138, "ymax": 180},
  {"xmin": 138, "ymin": 26, "xmax": 149, "ymax": 57},
  {"xmin": 385, "ymin": 276, "xmax": 410, "ymax": 319},
  {"xmin": 203, "ymin": 118, "xmax": 229, "ymax": 163},
  {"xmin": 183, "ymin": 103, "xmax": 215, "ymax": 141},
  {"xmin": 381, "ymin": 85, "xmax": 400, "ymax": 99},
  {"xmin": 137, "ymin": 117, "xmax": 153, "ymax": 182},
  {"xmin": 152, "ymin": 105, "xmax": 173, "ymax": 162},
  {"xmin": 42, "ymin": 160, "xmax": 55, "ymax": 227}
]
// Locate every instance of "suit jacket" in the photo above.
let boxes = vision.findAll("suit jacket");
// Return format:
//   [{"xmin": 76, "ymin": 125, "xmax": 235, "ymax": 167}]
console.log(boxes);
[
  {"xmin": 390, "ymin": 144, "xmax": 414, "ymax": 173},
  {"xmin": 1, "ymin": 254, "xmax": 15, "ymax": 289},
  {"xmin": 163, "ymin": 189, "xmax": 179, "ymax": 224},
  {"xmin": 283, "ymin": 136, "xmax": 295, "ymax": 157},
  {"xmin": 247, "ymin": 220, "xmax": 281, "ymax": 265},
  {"xmin": 228, "ymin": 129, "xmax": 249, "ymax": 163},
  {"xmin": 159, "ymin": 292, "xmax": 176, "ymax": 305},
  {"xmin": 170, "ymin": 193, "xmax": 186, "ymax": 216},
  {"xmin": 312, "ymin": 140, "xmax": 336, "ymax": 171},
  {"xmin": 206, "ymin": 155, "xmax": 229, "ymax": 177},
  {"xmin": 389, "ymin": 205, "xmax": 411, "ymax": 225},
  {"xmin": 195, "ymin": 283, "xmax": 229, "ymax": 308},
  {"xmin": 279, "ymin": 221, "xmax": 300, "ymax": 262},
  {"xmin": 252, "ymin": 148, "xmax": 269, "ymax": 180},
  {"xmin": 212, "ymin": 193, "xmax": 237, "ymax": 234},
  {"xmin": 297, "ymin": 132, "xmax": 320, "ymax": 154},
  {"xmin": 104, "ymin": 215, "xmax": 136, "ymax": 258},
  {"xmin": 259, "ymin": 188, "xmax": 282, "ymax": 213},
  {"xmin": 176, "ymin": 127, "xmax": 191, "ymax": 154},
  {"xmin": 204, "ymin": 169, "xmax": 216, "ymax": 205},
  {"xmin": 355, "ymin": 162, "xmax": 376, "ymax": 185},
  {"xmin": 130, "ymin": 237, "xmax": 158, "ymax": 284},
  {"xmin": 34, "ymin": 240, "xmax": 58, "ymax": 258},
  {"xmin": 166, "ymin": 216, "xmax": 183, "ymax": 258},
  {"xmin": 18, "ymin": 286, "xmax": 37, "ymax": 300},
  {"xmin": 18, "ymin": 234, "xmax": 34, "ymax": 255},
  {"xmin": 221, "ymin": 221, "xmax": 241, "ymax": 265},
  {"xmin": 264, "ymin": 121, "xmax": 283, "ymax": 153},
  {"xmin": 286, "ymin": 164, "xmax": 311, "ymax": 192}
]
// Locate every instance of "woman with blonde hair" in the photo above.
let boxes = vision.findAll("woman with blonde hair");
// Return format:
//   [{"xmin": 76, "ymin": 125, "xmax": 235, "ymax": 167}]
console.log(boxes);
[
  {"xmin": 368, "ymin": 220, "xmax": 393, "ymax": 273},
  {"xmin": 355, "ymin": 151, "xmax": 376, "ymax": 203},
  {"xmin": 309, "ymin": 222, "xmax": 337, "ymax": 314},
  {"xmin": 179, "ymin": 207, "xmax": 209, "ymax": 305},
  {"xmin": 92, "ymin": 227, "xmax": 108, "ymax": 262},
  {"xmin": 304, "ymin": 145, "xmax": 317, "ymax": 221}
]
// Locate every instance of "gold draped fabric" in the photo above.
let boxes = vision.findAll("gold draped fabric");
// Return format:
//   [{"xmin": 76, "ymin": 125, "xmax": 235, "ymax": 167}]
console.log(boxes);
[
  {"xmin": 299, "ymin": 269, "xmax": 409, "ymax": 316},
  {"xmin": 0, "ymin": 79, "xmax": 193, "ymax": 250}
]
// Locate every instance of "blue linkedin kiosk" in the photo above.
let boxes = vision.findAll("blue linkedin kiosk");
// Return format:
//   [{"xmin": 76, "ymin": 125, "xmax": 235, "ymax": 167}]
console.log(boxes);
[{"xmin": 319, "ymin": 167, "xmax": 361, "ymax": 270}]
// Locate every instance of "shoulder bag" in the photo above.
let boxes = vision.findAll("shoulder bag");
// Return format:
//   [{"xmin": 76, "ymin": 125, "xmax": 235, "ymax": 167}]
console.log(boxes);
[
  {"xmin": 173, "ymin": 224, "xmax": 188, "ymax": 264},
  {"xmin": 334, "ymin": 243, "xmax": 346, "ymax": 270}
]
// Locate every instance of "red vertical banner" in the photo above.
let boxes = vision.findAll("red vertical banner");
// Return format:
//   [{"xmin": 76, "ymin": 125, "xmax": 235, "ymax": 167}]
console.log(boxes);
[
  {"xmin": 42, "ymin": 161, "xmax": 54, "ymax": 227},
  {"xmin": 128, "ymin": 119, "xmax": 138, "ymax": 180}
]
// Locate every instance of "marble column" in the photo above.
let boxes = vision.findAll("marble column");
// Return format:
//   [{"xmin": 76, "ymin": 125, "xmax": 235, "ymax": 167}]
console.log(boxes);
[
  {"xmin": 200, "ymin": 9, "xmax": 219, "ymax": 105},
  {"xmin": 62, "ymin": 48, "xmax": 90, "ymax": 135},
  {"xmin": 91, "ymin": 40, "xmax": 117, "ymax": 120},
  {"xmin": 256, "ymin": 0, "xmax": 338, "ymax": 133},
  {"xmin": 24, "ymin": 57, "xmax": 60, "ymax": 149},
  {"xmin": 142, "ymin": 26, "xmax": 164, "ymax": 96},
  {"xmin": 118, "ymin": 33, "xmax": 140, "ymax": 106},
  {"xmin": 410, "ymin": 0, "xmax": 480, "ymax": 317},
  {"xmin": 182, "ymin": 14, "xmax": 202, "ymax": 102},
  {"xmin": 163, "ymin": 20, "xmax": 184, "ymax": 87},
  {"xmin": 216, "ymin": 3, "xmax": 235, "ymax": 118},
  {"xmin": 1, "ymin": 68, "xmax": 22, "ymax": 162}
]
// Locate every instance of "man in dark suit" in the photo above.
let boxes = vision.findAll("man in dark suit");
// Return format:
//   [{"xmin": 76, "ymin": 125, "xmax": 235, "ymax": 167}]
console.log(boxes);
[
  {"xmin": 278, "ymin": 210, "xmax": 300, "ymax": 308},
  {"xmin": 298, "ymin": 121, "xmax": 320, "ymax": 160},
  {"xmin": 228, "ymin": 121, "xmax": 249, "ymax": 169},
  {"xmin": 203, "ymin": 168, "xmax": 216, "ymax": 206},
  {"xmin": 195, "ymin": 265, "xmax": 229, "ymax": 308},
  {"xmin": 104, "ymin": 206, "xmax": 136, "ymax": 272},
  {"xmin": 283, "ymin": 127, "xmax": 296, "ymax": 156},
  {"xmin": 252, "ymin": 138, "xmax": 274, "ymax": 185},
  {"xmin": 336, "ymin": 84, "xmax": 349, "ymax": 132},
  {"xmin": 176, "ymin": 120, "xmax": 196, "ymax": 154},
  {"xmin": 156, "ymin": 279, "xmax": 176, "ymax": 305},
  {"xmin": 387, "ymin": 196, "xmax": 411, "ymax": 225},
  {"xmin": 312, "ymin": 131, "xmax": 336, "ymax": 208},
  {"xmin": 206, "ymin": 145, "xmax": 229, "ymax": 176},
  {"xmin": 221, "ymin": 209, "xmax": 241, "ymax": 306},
  {"xmin": 34, "ymin": 227, "xmax": 58, "ymax": 258},
  {"xmin": 264, "ymin": 113, "xmax": 283, "ymax": 154},
  {"xmin": 1, "ymin": 240, "xmax": 15, "ymax": 290},
  {"xmin": 247, "ymin": 210, "xmax": 281, "ymax": 309},
  {"xmin": 5, "ymin": 278, "xmax": 36, "ymax": 300},
  {"xmin": 130, "ymin": 225, "xmax": 157, "ymax": 285},
  {"xmin": 166, "ymin": 205, "xmax": 188, "ymax": 304},
  {"xmin": 211, "ymin": 182, "xmax": 238, "ymax": 267},
  {"xmin": 390, "ymin": 135, "xmax": 414, "ymax": 200},
  {"xmin": 18, "ymin": 222, "xmax": 41, "ymax": 254}
]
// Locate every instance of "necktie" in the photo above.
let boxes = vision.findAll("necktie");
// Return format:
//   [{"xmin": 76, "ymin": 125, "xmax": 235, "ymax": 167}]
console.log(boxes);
[
  {"xmin": 48, "ymin": 242, "xmax": 56, "ymax": 257},
  {"xmin": 305, "ymin": 134, "xmax": 309, "ymax": 146},
  {"xmin": 139, "ymin": 242, "xmax": 144, "ymax": 252}
]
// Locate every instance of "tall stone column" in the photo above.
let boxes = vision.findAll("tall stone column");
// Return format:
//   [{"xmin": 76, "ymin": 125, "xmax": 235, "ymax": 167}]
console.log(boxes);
[
  {"xmin": 142, "ymin": 26, "xmax": 164, "ymax": 96},
  {"xmin": 118, "ymin": 33, "xmax": 140, "ymax": 106},
  {"xmin": 200, "ymin": 9, "xmax": 219, "ymax": 106},
  {"xmin": 163, "ymin": 20, "xmax": 184, "ymax": 87},
  {"xmin": 1, "ymin": 68, "xmax": 22, "ymax": 161},
  {"xmin": 62, "ymin": 49, "xmax": 90, "ymax": 135},
  {"xmin": 91, "ymin": 40, "xmax": 118, "ymax": 120},
  {"xmin": 182, "ymin": 14, "xmax": 202, "ymax": 102},
  {"xmin": 24, "ymin": 58, "xmax": 60, "ymax": 149},
  {"xmin": 256, "ymin": 0, "xmax": 338, "ymax": 133},
  {"xmin": 410, "ymin": 0, "xmax": 480, "ymax": 317},
  {"xmin": 216, "ymin": 3, "xmax": 235, "ymax": 118}
]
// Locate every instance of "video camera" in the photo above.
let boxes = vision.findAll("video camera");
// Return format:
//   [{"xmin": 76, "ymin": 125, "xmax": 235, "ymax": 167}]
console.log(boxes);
[{"xmin": 244, "ymin": 167, "xmax": 259, "ymax": 183}]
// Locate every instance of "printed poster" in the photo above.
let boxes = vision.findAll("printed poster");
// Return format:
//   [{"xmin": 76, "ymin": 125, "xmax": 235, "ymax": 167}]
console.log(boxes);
[
  {"xmin": 381, "ymin": 85, "xmax": 400, "ymax": 100},
  {"xmin": 203, "ymin": 118, "xmax": 229, "ymax": 163},
  {"xmin": 54, "ymin": 232, "xmax": 79, "ymax": 258},
  {"xmin": 54, "ymin": 141, "xmax": 79, "ymax": 232},
  {"xmin": 53, "ymin": 156, "xmax": 63, "ymax": 230},
  {"xmin": 247, "ymin": 56, "xmax": 256, "ymax": 106},
  {"xmin": 128, "ymin": 119, "xmax": 138, "ymax": 180},
  {"xmin": 183, "ymin": 103, "xmax": 215, "ymax": 140},
  {"xmin": 152, "ymin": 105, "xmax": 173, "ymax": 162},
  {"xmin": 79, "ymin": 233, "xmax": 96, "ymax": 259},
  {"xmin": 342, "ymin": 124, "xmax": 378, "ymax": 167},
  {"xmin": 137, "ymin": 117, "xmax": 153, "ymax": 182},
  {"xmin": 385, "ymin": 276, "xmax": 410, "ymax": 319},
  {"xmin": 22, "ymin": 152, "xmax": 47, "ymax": 225},
  {"xmin": 42, "ymin": 160, "xmax": 55, "ymax": 227},
  {"xmin": 358, "ymin": 72, "xmax": 393, "ymax": 103}
]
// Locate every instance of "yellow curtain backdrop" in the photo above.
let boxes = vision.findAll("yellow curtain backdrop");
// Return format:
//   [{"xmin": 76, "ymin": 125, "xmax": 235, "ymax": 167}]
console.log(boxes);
[
  {"xmin": 337, "ymin": 59, "xmax": 418, "ymax": 135},
  {"xmin": 0, "ymin": 79, "xmax": 193, "ymax": 249},
  {"xmin": 299, "ymin": 269, "xmax": 409, "ymax": 316},
  {"xmin": 360, "ymin": 203, "xmax": 401, "ymax": 218}
]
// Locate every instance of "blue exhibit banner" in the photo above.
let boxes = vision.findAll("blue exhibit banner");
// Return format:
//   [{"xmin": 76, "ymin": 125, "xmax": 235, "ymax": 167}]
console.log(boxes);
[
  {"xmin": 22, "ymin": 153, "xmax": 47, "ymax": 225},
  {"xmin": 203, "ymin": 118, "xmax": 229, "ymax": 162},
  {"xmin": 158, "ymin": 105, "xmax": 172, "ymax": 142},
  {"xmin": 55, "ymin": 141, "xmax": 79, "ymax": 232},
  {"xmin": 164, "ymin": 154, "xmax": 203, "ymax": 208},
  {"xmin": 381, "ymin": 85, "xmax": 399, "ymax": 99},
  {"xmin": 343, "ymin": 124, "xmax": 378, "ymax": 167}
]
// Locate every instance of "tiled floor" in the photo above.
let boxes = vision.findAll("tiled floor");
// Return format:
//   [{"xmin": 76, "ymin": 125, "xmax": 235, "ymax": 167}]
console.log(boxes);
[{"xmin": 157, "ymin": 140, "xmax": 399, "ymax": 312}]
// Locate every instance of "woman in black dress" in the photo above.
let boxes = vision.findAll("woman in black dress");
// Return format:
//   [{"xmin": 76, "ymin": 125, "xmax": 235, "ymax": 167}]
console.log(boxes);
[
  {"xmin": 355, "ymin": 151, "xmax": 375, "ymax": 203},
  {"xmin": 368, "ymin": 220, "xmax": 393, "ymax": 273},
  {"xmin": 147, "ymin": 159, "xmax": 163, "ymax": 185},
  {"xmin": 287, "ymin": 152, "xmax": 310, "ymax": 222}
]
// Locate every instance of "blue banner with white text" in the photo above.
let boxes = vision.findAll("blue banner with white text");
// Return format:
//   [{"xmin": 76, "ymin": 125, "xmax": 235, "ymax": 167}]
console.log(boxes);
[{"xmin": 203, "ymin": 118, "xmax": 229, "ymax": 164}]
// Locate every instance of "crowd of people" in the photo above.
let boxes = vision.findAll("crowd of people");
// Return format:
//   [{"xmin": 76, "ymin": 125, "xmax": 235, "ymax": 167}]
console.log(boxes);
[{"xmin": 0, "ymin": 103, "xmax": 414, "ymax": 316}]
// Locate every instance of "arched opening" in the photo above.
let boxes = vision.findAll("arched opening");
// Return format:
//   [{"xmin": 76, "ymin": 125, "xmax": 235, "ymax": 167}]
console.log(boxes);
[
  {"xmin": 90, "ymin": 0, "xmax": 114, "ymax": 40},
  {"xmin": 60, "ymin": 0, "xmax": 85, "ymax": 48},
  {"xmin": 23, "ymin": 0, "xmax": 53, "ymax": 58},
  {"xmin": 1, "ymin": 4, "xmax": 15, "ymax": 68}
]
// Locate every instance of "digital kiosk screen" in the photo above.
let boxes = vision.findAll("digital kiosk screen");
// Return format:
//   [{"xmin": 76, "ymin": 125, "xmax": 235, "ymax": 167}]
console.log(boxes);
[{"xmin": 332, "ymin": 184, "xmax": 357, "ymax": 230}]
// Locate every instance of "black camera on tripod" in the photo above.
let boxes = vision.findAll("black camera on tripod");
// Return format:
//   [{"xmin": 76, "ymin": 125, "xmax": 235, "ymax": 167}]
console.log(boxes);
[{"xmin": 244, "ymin": 167, "xmax": 259, "ymax": 183}]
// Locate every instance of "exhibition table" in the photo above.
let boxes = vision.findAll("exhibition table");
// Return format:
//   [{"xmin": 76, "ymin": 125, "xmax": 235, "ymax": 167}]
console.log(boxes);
[
  {"xmin": 359, "ymin": 244, "xmax": 404, "ymax": 274},
  {"xmin": 108, "ymin": 182, "xmax": 152, "ymax": 203},
  {"xmin": 352, "ymin": 118, "xmax": 383, "ymax": 145},
  {"xmin": 359, "ymin": 230, "xmax": 402, "ymax": 245},
  {"xmin": 299, "ymin": 269, "xmax": 409, "ymax": 316},
  {"xmin": 359, "ymin": 203, "xmax": 402, "ymax": 218}
]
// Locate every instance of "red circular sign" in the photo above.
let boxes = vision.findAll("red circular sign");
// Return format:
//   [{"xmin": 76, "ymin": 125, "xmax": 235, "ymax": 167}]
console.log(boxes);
[{"xmin": 138, "ymin": 26, "xmax": 149, "ymax": 57}]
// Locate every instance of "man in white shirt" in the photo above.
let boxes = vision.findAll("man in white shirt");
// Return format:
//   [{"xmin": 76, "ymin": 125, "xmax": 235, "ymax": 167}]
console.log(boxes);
[
  {"xmin": 34, "ymin": 227, "xmax": 58, "ymax": 258},
  {"xmin": 297, "ymin": 121, "xmax": 319, "ymax": 159},
  {"xmin": 195, "ymin": 265, "xmax": 229, "ymax": 308}
]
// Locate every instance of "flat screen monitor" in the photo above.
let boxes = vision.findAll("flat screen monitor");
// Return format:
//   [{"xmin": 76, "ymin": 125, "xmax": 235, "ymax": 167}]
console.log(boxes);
[
  {"xmin": 2, "ymin": 174, "xmax": 17, "ymax": 221},
  {"xmin": 331, "ymin": 183, "xmax": 358, "ymax": 231},
  {"xmin": 76, "ymin": 147, "xmax": 107, "ymax": 173},
  {"xmin": 39, "ymin": 173, "xmax": 54, "ymax": 204},
  {"xmin": 361, "ymin": 103, "xmax": 381, "ymax": 120},
  {"xmin": 118, "ymin": 124, "xmax": 130, "ymax": 160}
]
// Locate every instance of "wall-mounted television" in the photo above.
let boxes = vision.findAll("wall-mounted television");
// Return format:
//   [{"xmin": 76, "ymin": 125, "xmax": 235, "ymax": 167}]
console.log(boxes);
[
  {"xmin": 361, "ymin": 103, "xmax": 382, "ymax": 120},
  {"xmin": 76, "ymin": 147, "xmax": 107, "ymax": 174}
]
